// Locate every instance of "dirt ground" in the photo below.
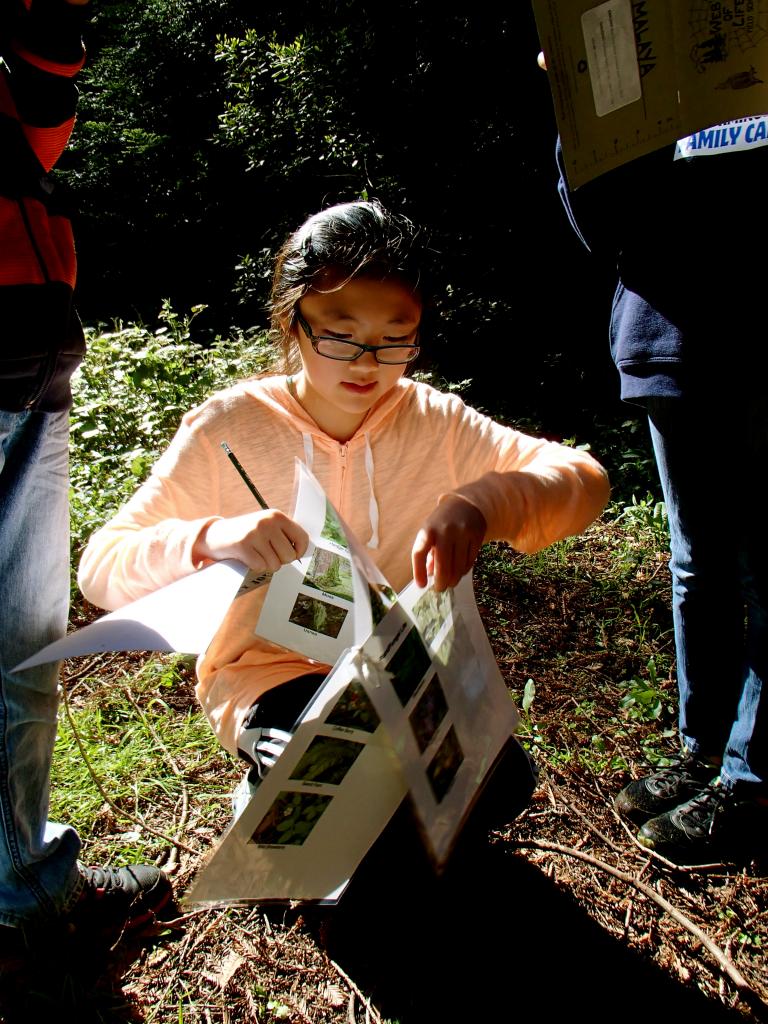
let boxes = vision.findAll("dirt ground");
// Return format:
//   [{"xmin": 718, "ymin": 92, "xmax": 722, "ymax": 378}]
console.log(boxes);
[{"xmin": 1, "ymin": 527, "xmax": 766, "ymax": 1023}]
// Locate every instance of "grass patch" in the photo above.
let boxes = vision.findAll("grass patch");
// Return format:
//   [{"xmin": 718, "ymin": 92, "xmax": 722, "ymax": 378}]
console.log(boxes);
[{"xmin": 51, "ymin": 654, "xmax": 236, "ymax": 870}]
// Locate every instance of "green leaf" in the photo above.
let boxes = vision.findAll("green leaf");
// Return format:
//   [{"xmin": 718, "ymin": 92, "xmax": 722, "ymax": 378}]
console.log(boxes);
[{"xmin": 522, "ymin": 678, "xmax": 536, "ymax": 714}]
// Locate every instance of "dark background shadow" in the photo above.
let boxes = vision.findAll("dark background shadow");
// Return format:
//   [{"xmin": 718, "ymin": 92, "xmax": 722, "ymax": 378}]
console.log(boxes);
[
  {"xmin": 0, "ymin": 925, "xmax": 155, "ymax": 1023},
  {"xmin": 308, "ymin": 806, "xmax": 745, "ymax": 1024}
]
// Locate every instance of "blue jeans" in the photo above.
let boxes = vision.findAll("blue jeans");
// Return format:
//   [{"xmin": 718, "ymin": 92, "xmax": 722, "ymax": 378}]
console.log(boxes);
[
  {"xmin": 0, "ymin": 408, "xmax": 81, "ymax": 927},
  {"xmin": 648, "ymin": 395, "xmax": 767, "ymax": 794}
]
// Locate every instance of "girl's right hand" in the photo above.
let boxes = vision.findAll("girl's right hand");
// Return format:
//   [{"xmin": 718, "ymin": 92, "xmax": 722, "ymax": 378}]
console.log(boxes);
[{"xmin": 193, "ymin": 511, "xmax": 309, "ymax": 572}]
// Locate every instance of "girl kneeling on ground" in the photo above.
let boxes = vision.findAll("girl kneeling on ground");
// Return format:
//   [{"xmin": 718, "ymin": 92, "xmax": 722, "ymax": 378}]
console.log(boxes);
[{"xmin": 78, "ymin": 200, "xmax": 610, "ymax": 823}]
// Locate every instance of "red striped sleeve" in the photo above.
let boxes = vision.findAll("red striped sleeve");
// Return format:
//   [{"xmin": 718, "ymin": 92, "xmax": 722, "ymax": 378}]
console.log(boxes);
[
  {"xmin": 21, "ymin": 118, "xmax": 76, "ymax": 173},
  {"xmin": 11, "ymin": 41, "xmax": 86, "ymax": 79},
  {"xmin": 0, "ymin": 198, "xmax": 77, "ymax": 288}
]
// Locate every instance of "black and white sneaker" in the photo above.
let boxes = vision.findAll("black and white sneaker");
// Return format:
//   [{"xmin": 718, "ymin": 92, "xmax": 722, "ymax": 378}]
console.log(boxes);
[
  {"xmin": 233, "ymin": 717, "xmax": 294, "ymax": 818},
  {"xmin": 69, "ymin": 863, "xmax": 176, "ymax": 940},
  {"xmin": 614, "ymin": 754, "xmax": 718, "ymax": 824},
  {"xmin": 637, "ymin": 781, "xmax": 768, "ymax": 865},
  {"xmin": 237, "ymin": 723, "xmax": 293, "ymax": 780}
]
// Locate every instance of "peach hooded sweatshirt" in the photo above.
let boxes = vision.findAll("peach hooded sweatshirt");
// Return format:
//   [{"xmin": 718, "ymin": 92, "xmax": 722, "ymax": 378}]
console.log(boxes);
[{"xmin": 79, "ymin": 376, "xmax": 610, "ymax": 754}]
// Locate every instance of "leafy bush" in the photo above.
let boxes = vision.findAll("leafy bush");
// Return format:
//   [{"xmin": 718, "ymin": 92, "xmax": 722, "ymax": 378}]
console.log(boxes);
[
  {"xmin": 64, "ymin": 0, "xmax": 253, "ymax": 323},
  {"xmin": 611, "ymin": 493, "xmax": 669, "ymax": 547},
  {"xmin": 70, "ymin": 307, "xmax": 272, "ymax": 562}
]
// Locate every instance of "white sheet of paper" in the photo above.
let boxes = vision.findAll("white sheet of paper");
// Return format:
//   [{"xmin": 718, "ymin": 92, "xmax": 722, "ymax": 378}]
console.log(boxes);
[{"xmin": 12, "ymin": 560, "xmax": 249, "ymax": 672}]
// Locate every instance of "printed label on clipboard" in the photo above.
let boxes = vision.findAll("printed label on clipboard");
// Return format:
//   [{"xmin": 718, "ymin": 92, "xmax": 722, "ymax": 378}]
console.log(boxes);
[
  {"xmin": 582, "ymin": 0, "xmax": 642, "ymax": 117},
  {"xmin": 675, "ymin": 114, "xmax": 768, "ymax": 159}
]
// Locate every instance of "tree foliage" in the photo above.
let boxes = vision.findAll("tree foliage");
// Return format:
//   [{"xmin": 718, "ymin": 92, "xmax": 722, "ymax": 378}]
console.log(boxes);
[{"xmin": 65, "ymin": 0, "xmax": 621, "ymax": 432}]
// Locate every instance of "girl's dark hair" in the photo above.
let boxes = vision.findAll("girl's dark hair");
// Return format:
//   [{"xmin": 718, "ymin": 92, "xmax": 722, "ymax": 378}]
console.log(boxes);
[{"xmin": 269, "ymin": 199, "xmax": 431, "ymax": 371}]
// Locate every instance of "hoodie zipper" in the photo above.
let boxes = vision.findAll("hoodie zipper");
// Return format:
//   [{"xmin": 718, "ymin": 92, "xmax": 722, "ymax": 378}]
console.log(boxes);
[{"xmin": 337, "ymin": 443, "xmax": 348, "ymax": 512}]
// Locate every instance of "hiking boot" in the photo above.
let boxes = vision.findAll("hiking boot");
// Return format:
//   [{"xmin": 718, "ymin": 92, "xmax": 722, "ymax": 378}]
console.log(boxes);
[
  {"xmin": 614, "ymin": 754, "xmax": 718, "ymax": 824},
  {"xmin": 637, "ymin": 781, "xmax": 768, "ymax": 865},
  {"xmin": 67, "ymin": 863, "xmax": 176, "ymax": 941},
  {"xmin": 0, "ymin": 865, "xmax": 176, "ymax": 1022}
]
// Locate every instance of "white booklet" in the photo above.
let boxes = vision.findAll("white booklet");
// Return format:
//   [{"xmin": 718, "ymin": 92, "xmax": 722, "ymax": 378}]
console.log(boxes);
[
  {"xmin": 187, "ymin": 568, "xmax": 519, "ymax": 904},
  {"xmin": 189, "ymin": 464, "xmax": 519, "ymax": 904},
  {"xmin": 17, "ymin": 462, "xmax": 521, "ymax": 904}
]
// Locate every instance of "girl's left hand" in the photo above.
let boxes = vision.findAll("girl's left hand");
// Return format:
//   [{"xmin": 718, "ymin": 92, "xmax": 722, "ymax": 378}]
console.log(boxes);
[{"xmin": 411, "ymin": 495, "xmax": 487, "ymax": 592}]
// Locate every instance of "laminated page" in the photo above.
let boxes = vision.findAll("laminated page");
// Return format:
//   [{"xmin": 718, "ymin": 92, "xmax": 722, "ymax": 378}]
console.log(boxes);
[
  {"xmin": 353, "ymin": 574, "xmax": 520, "ymax": 866},
  {"xmin": 188, "ymin": 571, "xmax": 521, "ymax": 900}
]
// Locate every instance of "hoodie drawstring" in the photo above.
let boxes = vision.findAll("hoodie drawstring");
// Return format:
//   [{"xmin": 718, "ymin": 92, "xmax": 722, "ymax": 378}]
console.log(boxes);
[
  {"xmin": 364, "ymin": 433, "xmax": 380, "ymax": 549},
  {"xmin": 300, "ymin": 431, "xmax": 379, "ymax": 550},
  {"xmin": 301, "ymin": 432, "xmax": 314, "ymax": 471}
]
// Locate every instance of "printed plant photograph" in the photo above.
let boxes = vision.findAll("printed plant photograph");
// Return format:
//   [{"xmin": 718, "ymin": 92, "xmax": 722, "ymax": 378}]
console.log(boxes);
[
  {"xmin": 303, "ymin": 548, "xmax": 354, "ymax": 601},
  {"xmin": 249, "ymin": 791, "xmax": 333, "ymax": 846},
  {"xmin": 385, "ymin": 625, "xmax": 433, "ymax": 706},
  {"xmin": 289, "ymin": 593, "xmax": 348, "ymax": 638},
  {"xmin": 326, "ymin": 679, "xmax": 381, "ymax": 733},
  {"xmin": 409, "ymin": 673, "xmax": 449, "ymax": 753},
  {"xmin": 426, "ymin": 725, "xmax": 464, "ymax": 803},
  {"xmin": 289, "ymin": 735, "xmax": 365, "ymax": 786},
  {"xmin": 320, "ymin": 500, "xmax": 348, "ymax": 548},
  {"xmin": 436, "ymin": 615, "xmax": 472, "ymax": 671},
  {"xmin": 412, "ymin": 588, "xmax": 452, "ymax": 645},
  {"xmin": 368, "ymin": 581, "xmax": 397, "ymax": 627},
  {"xmin": 435, "ymin": 616, "xmax": 485, "ymax": 704}
]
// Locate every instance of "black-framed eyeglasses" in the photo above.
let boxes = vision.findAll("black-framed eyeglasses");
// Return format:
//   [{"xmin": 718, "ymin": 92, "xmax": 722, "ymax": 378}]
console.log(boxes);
[{"xmin": 295, "ymin": 310, "xmax": 420, "ymax": 365}]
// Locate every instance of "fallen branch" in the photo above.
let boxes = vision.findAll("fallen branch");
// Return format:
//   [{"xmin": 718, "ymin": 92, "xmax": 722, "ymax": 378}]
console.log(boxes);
[
  {"xmin": 329, "ymin": 958, "xmax": 383, "ymax": 1024},
  {"xmin": 610, "ymin": 812, "xmax": 728, "ymax": 874},
  {"xmin": 546, "ymin": 778, "xmax": 626, "ymax": 854},
  {"xmin": 512, "ymin": 838, "xmax": 767, "ymax": 1017}
]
